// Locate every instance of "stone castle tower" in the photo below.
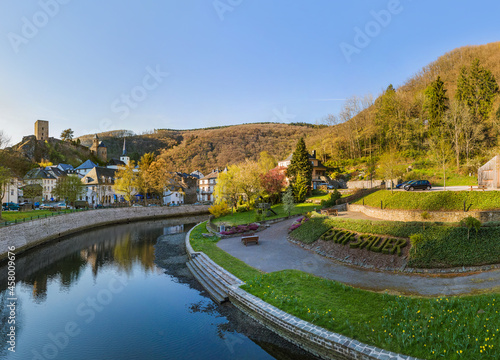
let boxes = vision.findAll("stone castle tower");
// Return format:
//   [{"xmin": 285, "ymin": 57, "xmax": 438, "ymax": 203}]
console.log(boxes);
[
  {"xmin": 89, "ymin": 134, "xmax": 108, "ymax": 161},
  {"xmin": 34, "ymin": 120, "xmax": 49, "ymax": 141}
]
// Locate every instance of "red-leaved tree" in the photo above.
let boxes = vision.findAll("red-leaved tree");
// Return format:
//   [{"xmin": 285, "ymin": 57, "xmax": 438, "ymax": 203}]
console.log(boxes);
[{"xmin": 260, "ymin": 170, "xmax": 286, "ymax": 204}]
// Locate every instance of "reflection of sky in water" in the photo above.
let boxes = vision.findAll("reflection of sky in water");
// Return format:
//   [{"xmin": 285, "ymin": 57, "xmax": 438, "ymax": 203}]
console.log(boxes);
[{"xmin": 0, "ymin": 219, "xmax": 314, "ymax": 360}]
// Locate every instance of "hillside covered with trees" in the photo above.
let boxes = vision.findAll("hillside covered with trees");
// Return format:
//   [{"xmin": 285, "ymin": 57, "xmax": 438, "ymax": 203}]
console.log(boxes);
[{"xmin": 307, "ymin": 42, "xmax": 500, "ymax": 184}]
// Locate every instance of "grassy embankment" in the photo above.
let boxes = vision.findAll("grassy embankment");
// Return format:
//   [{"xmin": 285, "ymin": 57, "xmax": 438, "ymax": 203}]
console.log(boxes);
[
  {"xmin": 353, "ymin": 190, "xmax": 500, "ymax": 211},
  {"xmin": 189, "ymin": 221, "xmax": 500, "ymax": 359},
  {"xmin": 0, "ymin": 209, "xmax": 74, "ymax": 222}
]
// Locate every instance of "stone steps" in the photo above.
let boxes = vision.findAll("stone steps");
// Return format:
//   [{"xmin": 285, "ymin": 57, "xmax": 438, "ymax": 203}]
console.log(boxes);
[{"xmin": 186, "ymin": 260, "xmax": 227, "ymax": 304}]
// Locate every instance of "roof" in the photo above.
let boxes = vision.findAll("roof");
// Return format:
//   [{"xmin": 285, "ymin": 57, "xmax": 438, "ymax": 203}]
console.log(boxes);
[
  {"xmin": 76, "ymin": 160, "xmax": 98, "ymax": 170},
  {"xmin": 24, "ymin": 168, "xmax": 56, "ymax": 180},
  {"xmin": 200, "ymin": 170, "xmax": 220, "ymax": 180},
  {"xmin": 107, "ymin": 158, "xmax": 125, "ymax": 166},
  {"xmin": 45, "ymin": 166, "xmax": 67, "ymax": 178},
  {"xmin": 57, "ymin": 163, "xmax": 74, "ymax": 171},
  {"xmin": 98, "ymin": 141, "xmax": 106, "ymax": 148},
  {"xmin": 82, "ymin": 167, "xmax": 117, "ymax": 185}
]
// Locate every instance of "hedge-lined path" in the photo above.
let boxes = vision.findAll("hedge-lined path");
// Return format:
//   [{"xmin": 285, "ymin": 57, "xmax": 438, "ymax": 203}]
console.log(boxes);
[{"xmin": 216, "ymin": 216, "xmax": 500, "ymax": 296}]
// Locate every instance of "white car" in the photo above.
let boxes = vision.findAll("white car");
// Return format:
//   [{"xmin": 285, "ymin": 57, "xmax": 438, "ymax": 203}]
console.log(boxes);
[
  {"xmin": 56, "ymin": 202, "xmax": 67, "ymax": 209},
  {"xmin": 132, "ymin": 203, "xmax": 143, "ymax": 207}
]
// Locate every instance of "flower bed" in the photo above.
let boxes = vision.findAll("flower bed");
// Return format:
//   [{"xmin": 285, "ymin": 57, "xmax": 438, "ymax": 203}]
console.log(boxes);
[
  {"xmin": 288, "ymin": 216, "xmax": 309, "ymax": 232},
  {"xmin": 220, "ymin": 223, "xmax": 259, "ymax": 236}
]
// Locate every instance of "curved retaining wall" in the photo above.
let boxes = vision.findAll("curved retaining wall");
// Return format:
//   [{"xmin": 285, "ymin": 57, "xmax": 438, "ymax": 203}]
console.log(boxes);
[
  {"xmin": 185, "ymin": 224, "xmax": 418, "ymax": 360},
  {"xmin": 348, "ymin": 204, "xmax": 500, "ymax": 223},
  {"xmin": 0, "ymin": 205, "xmax": 210, "ymax": 260}
]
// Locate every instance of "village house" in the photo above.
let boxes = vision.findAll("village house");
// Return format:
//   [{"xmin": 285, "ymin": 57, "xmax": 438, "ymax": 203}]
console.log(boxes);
[
  {"xmin": 81, "ymin": 167, "xmax": 119, "ymax": 206},
  {"xmin": 197, "ymin": 169, "xmax": 223, "ymax": 202},
  {"xmin": 1, "ymin": 177, "xmax": 21, "ymax": 204},
  {"xmin": 275, "ymin": 150, "xmax": 328, "ymax": 189},
  {"xmin": 23, "ymin": 168, "xmax": 65, "ymax": 201}
]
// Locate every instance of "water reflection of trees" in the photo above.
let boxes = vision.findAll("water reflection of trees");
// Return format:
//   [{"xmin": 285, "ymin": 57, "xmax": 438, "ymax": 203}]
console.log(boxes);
[{"xmin": 2, "ymin": 220, "xmax": 198, "ymax": 303}]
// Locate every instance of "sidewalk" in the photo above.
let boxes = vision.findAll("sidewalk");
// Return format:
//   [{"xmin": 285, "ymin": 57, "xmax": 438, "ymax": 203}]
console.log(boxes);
[{"xmin": 216, "ymin": 214, "xmax": 500, "ymax": 296}]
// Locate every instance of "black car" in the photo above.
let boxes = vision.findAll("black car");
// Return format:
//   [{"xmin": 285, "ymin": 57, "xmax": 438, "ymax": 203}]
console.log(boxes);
[
  {"xmin": 396, "ymin": 180, "xmax": 416, "ymax": 189},
  {"xmin": 404, "ymin": 180, "xmax": 432, "ymax": 191}
]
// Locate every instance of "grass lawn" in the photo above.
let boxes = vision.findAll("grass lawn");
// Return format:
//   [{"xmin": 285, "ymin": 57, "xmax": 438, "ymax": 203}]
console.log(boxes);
[
  {"xmin": 190, "ymin": 221, "xmax": 500, "ymax": 359},
  {"xmin": 0, "ymin": 209, "xmax": 73, "ymax": 222},
  {"xmin": 243, "ymin": 270, "xmax": 500, "ymax": 360},
  {"xmin": 354, "ymin": 190, "xmax": 500, "ymax": 211},
  {"xmin": 212, "ymin": 203, "xmax": 318, "ymax": 226}
]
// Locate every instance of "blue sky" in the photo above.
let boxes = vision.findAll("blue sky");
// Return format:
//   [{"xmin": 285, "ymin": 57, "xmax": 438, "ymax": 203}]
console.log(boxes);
[{"xmin": 0, "ymin": 0, "xmax": 499, "ymax": 144}]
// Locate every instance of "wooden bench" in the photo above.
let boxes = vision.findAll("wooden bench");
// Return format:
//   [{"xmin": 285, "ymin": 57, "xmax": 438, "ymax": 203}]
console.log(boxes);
[
  {"xmin": 470, "ymin": 185, "xmax": 487, "ymax": 191},
  {"xmin": 321, "ymin": 208, "xmax": 338, "ymax": 216},
  {"xmin": 241, "ymin": 235, "xmax": 259, "ymax": 246}
]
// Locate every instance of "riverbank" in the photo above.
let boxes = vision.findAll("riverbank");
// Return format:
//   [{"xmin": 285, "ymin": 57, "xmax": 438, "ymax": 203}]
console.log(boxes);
[{"xmin": 0, "ymin": 205, "xmax": 210, "ymax": 260}]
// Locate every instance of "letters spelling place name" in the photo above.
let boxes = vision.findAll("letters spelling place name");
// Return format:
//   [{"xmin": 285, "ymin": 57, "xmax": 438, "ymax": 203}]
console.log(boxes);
[{"xmin": 320, "ymin": 229, "xmax": 407, "ymax": 256}]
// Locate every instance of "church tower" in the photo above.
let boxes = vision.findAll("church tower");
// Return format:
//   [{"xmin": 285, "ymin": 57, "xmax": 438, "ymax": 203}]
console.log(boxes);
[{"xmin": 120, "ymin": 138, "xmax": 130, "ymax": 166}]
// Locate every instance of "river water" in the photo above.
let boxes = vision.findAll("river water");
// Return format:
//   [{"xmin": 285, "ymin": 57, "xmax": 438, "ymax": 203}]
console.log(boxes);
[{"xmin": 0, "ymin": 217, "xmax": 316, "ymax": 360}]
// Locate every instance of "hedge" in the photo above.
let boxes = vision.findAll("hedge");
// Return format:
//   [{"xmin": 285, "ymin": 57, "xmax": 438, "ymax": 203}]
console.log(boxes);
[{"xmin": 290, "ymin": 217, "xmax": 500, "ymax": 268}]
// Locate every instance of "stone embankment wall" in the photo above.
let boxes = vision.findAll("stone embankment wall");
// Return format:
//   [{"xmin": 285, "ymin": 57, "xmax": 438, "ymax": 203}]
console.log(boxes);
[
  {"xmin": 348, "ymin": 204, "xmax": 500, "ymax": 223},
  {"xmin": 0, "ymin": 205, "xmax": 209, "ymax": 260}
]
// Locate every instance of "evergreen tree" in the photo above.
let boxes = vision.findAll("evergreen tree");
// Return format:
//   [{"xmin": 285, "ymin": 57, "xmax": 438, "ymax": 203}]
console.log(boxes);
[
  {"xmin": 286, "ymin": 138, "xmax": 312, "ymax": 200},
  {"xmin": 424, "ymin": 76, "xmax": 449, "ymax": 132},
  {"xmin": 282, "ymin": 186, "xmax": 295, "ymax": 217},
  {"xmin": 456, "ymin": 59, "xmax": 499, "ymax": 121}
]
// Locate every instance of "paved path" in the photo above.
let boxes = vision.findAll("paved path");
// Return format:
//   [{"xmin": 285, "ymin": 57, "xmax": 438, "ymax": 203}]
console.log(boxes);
[{"xmin": 217, "ymin": 215, "xmax": 500, "ymax": 296}]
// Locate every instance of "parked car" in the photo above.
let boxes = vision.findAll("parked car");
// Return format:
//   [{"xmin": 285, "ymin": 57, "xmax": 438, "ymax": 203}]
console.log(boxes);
[
  {"xmin": 131, "ymin": 203, "xmax": 143, "ymax": 207},
  {"xmin": 55, "ymin": 202, "xmax": 68, "ymax": 209},
  {"xmin": 39, "ymin": 203, "xmax": 53, "ymax": 210},
  {"xmin": 396, "ymin": 180, "xmax": 415, "ymax": 189},
  {"xmin": 147, "ymin": 204, "xmax": 159, "ymax": 207},
  {"xmin": 74, "ymin": 200, "xmax": 89, "ymax": 209},
  {"xmin": 2, "ymin": 202, "xmax": 19, "ymax": 211},
  {"xmin": 404, "ymin": 180, "xmax": 432, "ymax": 191}
]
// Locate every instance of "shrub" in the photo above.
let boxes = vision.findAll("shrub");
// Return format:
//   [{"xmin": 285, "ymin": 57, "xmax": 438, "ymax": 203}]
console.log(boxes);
[
  {"xmin": 209, "ymin": 201, "xmax": 231, "ymax": 218},
  {"xmin": 236, "ymin": 205, "xmax": 249, "ymax": 213},
  {"xmin": 320, "ymin": 189, "xmax": 342, "ymax": 208},
  {"xmin": 459, "ymin": 216, "xmax": 481, "ymax": 240}
]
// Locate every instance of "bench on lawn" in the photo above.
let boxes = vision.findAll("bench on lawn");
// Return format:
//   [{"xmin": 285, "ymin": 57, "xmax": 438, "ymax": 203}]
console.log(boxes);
[
  {"xmin": 241, "ymin": 235, "xmax": 259, "ymax": 246},
  {"xmin": 321, "ymin": 208, "xmax": 338, "ymax": 216},
  {"xmin": 470, "ymin": 185, "xmax": 487, "ymax": 191}
]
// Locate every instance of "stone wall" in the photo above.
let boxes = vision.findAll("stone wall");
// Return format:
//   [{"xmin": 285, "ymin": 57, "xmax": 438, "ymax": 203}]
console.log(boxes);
[
  {"xmin": 348, "ymin": 204, "xmax": 500, "ymax": 223},
  {"xmin": 0, "ymin": 205, "xmax": 210, "ymax": 260}
]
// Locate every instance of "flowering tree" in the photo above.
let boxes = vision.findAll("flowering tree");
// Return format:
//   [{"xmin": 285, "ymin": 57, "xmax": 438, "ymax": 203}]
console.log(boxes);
[{"xmin": 260, "ymin": 170, "xmax": 285, "ymax": 204}]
